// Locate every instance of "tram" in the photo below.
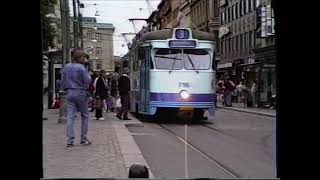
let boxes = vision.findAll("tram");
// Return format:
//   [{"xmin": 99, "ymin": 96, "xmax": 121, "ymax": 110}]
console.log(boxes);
[{"xmin": 126, "ymin": 28, "xmax": 216, "ymax": 120}]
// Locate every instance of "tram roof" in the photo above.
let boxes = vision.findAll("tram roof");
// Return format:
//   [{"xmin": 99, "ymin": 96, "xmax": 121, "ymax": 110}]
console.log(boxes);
[{"xmin": 139, "ymin": 29, "xmax": 215, "ymax": 42}]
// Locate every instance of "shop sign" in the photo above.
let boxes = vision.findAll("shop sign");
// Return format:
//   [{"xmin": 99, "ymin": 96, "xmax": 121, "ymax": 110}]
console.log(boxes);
[
  {"xmin": 248, "ymin": 58, "xmax": 255, "ymax": 64},
  {"xmin": 264, "ymin": 64, "xmax": 276, "ymax": 68},
  {"xmin": 217, "ymin": 62, "xmax": 232, "ymax": 69}
]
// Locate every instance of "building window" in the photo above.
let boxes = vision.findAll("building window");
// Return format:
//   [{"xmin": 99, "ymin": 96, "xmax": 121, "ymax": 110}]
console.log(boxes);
[
  {"xmin": 240, "ymin": 34, "xmax": 243, "ymax": 52},
  {"xmin": 232, "ymin": 5, "xmax": 236, "ymax": 20},
  {"xmin": 198, "ymin": 5, "xmax": 200, "ymax": 23},
  {"xmin": 236, "ymin": 3, "xmax": 240, "ymax": 18},
  {"xmin": 253, "ymin": 30, "xmax": 256, "ymax": 48},
  {"xmin": 228, "ymin": 8, "xmax": 231, "ymax": 22},
  {"xmin": 89, "ymin": 60, "xmax": 93, "ymax": 70},
  {"xmin": 214, "ymin": 0, "xmax": 219, "ymax": 17},
  {"xmin": 228, "ymin": 38, "xmax": 231, "ymax": 55},
  {"xmin": 241, "ymin": 0, "xmax": 245, "ymax": 16},
  {"xmin": 214, "ymin": 31, "xmax": 220, "ymax": 52},
  {"xmin": 244, "ymin": 32, "xmax": 247, "ymax": 50},
  {"xmin": 245, "ymin": 0, "xmax": 249, "ymax": 14},
  {"xmin": 249, "ymin": 31, "xmax": 252, "ymax": 49},
  {"xmin": 86, "ymin": 31, "xmax": 91, "ymax": 40},
  {"xmin": 233, "ymin": 37, "xmax": 236, "ymax": 52},
  {"xmin": 225, "ymin": 39, "xmax": 228, "ymax": 55},
  {"xmin": 96, "ymin": 47, "xmax": 102, "ymax": 54},
  {"xmin": 248, "ymin": 0, "xmax": 252, "ymax": 12},
  {"xmin": 96, "ymin": 60, "xmax": 102, "ymax": 70},
  {"xmin": 202, "ymin": 1, "xmax": 205, "ymax": 23},
  {"xmin": 221, "ymin": 12, "xmax": 225, "ymax": 24},
  {"xmin": 203, "ymin": 1, "xmax": 206, "ymax": 23},
  {"xmin": 236, "ymin": 35, "xmax": 239, "ymax": 51},
  {"xmin": 239, "ymin": 1, "xmax": 242, "ymax": 16},
  {"xmin": 96, "ymin": 33, "xmax": 102, "ymax": 41},
  {"xmin": 221, "ymin": 40, "xmax": 224, "ymax": 54}
]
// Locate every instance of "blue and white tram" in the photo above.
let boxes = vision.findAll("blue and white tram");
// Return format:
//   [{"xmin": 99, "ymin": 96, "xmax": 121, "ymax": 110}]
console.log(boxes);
[{"xmin": 128, "ymin": 28, "xmax": 216, "ymax": 120}]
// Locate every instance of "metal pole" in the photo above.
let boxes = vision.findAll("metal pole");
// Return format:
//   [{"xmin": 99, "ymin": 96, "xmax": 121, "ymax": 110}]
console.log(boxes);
[
  {"xmin": 73, "ymin": 0, "xmax": 79, "ymax": 48},
  {"xmin": 77, "ymin": 0, "xmax": 83, "ymax": 49},
  {"xmin": 59, "ymin": 0, "xmax": 71, "ymax": 123}
]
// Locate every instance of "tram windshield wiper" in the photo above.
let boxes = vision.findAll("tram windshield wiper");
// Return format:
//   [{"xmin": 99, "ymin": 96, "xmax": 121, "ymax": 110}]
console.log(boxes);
[
  {"xmin": 186, "ymin": 54, "xmax": 199, "ymax": 74},
  {"xmin": 169, "ymin": 54, "xmax": 179, "ymax": 74}
]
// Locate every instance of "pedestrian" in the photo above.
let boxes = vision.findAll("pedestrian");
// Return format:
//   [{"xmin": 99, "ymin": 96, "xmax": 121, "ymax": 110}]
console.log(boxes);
[
  {"xmin": 55, "ymin": 74, "xmax": 61, "ymax": 99},
  {"xmin": 236, "ymin": 81, "xmax": 245, "ymax": 103},
  {"xmin": 250, "ymin": 80, "xmax": 257, "ymax": 107},
  {"xmin": 110, "ymin": 70, "xmax": 120, "ymax": 112},
  {"xmin": 215, "ymin": 81, "xmax": 224, "ymax": 106},
  {"xmin": 116, "ymin": 68, "xmax": 131, "ymax": 120},
  {"xmin": 60, "ymin": 48, "xmax": 92, "ymax": 147},
  {"xmin": 223, "ymin": 78, "xmax": 235, "ymax": 107},
  {"xmin": 94, "ymin": 70, "xmax": 108, "ymax": 120},
  {"xmin": 88, "ymin": 73, "xmax": 97, "ymax": 112}
]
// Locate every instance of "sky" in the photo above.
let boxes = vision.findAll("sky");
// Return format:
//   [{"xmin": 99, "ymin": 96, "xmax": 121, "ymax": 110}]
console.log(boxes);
[{"xmin": 70, "ymin": 0, "xmax": 161, "ymax": 57}]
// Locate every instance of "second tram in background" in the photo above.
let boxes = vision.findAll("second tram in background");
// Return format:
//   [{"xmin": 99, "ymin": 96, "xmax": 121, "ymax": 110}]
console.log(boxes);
[{"xmin": 124, "ymin": 28, "xmax": 216, "ymax": 120}]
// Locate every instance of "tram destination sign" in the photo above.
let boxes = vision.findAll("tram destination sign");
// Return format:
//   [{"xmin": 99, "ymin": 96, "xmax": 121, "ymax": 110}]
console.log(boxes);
[{"xmin": 169, "ymin": 40, "xmax": 196, "ymax": 48}]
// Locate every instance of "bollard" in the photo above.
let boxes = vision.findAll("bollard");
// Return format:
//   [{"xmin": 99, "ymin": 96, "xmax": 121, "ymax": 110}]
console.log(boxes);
[{"xmin": 58, "ymin": 91, "xmax": 67, "ymax": 123}]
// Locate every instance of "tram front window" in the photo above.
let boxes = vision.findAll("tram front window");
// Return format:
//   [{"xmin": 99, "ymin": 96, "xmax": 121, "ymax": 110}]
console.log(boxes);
[
  {"xmin": 183, "ymin": 49, "xmax": 211, "ymax": 70},
  {"xmin": 154, "ymin": 49, "xmax": 183, "ymax": 70}
]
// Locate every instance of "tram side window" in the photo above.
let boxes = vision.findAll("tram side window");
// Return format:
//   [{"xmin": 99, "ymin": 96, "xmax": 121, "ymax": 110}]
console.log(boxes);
[
  {"xmin": 183, "ymin": 49, "xmax": 211, "ymax": 70},
  {"xmin": 154, "ymin": 49, "xmax": 183, "ymax": 70},
  {"xmin": 138, "ymin": 48, "xmax": 145, "ymax": 68}
]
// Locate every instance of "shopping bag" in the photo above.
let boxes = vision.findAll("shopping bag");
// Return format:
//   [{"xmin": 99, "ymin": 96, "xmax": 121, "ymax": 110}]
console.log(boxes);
[
  {"xmin": 52, "ymin": 99, "xmax": 60, "ymax": 109},
  {"xmin": 115, "ymin": 97, "xmax": 122, "ymax": 108}
]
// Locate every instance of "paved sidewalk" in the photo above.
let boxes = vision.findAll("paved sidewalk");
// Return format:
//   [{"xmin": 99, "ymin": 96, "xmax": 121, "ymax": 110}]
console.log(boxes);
[
  {"xmin": 43, "ymin": 108, "xmax": 153, "ymax": 179},
  {"xmin": 216, "ymin": 102, "xmax": 276, "ymax": 117}
]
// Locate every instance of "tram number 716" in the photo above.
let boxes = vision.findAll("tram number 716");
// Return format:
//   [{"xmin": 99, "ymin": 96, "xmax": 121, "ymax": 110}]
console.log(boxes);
[{"xmin": 178, "ymin": 83, "xmax": 191, "ymax": 88}]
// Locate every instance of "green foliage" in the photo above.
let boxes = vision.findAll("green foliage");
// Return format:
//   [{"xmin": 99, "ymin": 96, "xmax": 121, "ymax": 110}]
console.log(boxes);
[{"xmin": 41, "ymin": 0, "xmax": 58, "ymax": 51}]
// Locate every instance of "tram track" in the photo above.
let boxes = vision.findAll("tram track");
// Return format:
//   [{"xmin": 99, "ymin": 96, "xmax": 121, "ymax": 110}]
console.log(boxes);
[
  {"xmin": 134, "ymin": 112, "xmax": 274, "ymax": 178},
  {"xmin": 199, "ymin": 123, "xmax": 273, "ymax": 152},
  {"xmin": 158, "ymin": 123, "xmax": 242, "ymax": 178}
]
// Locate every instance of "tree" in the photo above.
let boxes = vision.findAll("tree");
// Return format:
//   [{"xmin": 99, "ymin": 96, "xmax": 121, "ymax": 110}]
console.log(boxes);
[{"xmin": 40, "ymin": 0, "xmax": 58, "ymax": 51}]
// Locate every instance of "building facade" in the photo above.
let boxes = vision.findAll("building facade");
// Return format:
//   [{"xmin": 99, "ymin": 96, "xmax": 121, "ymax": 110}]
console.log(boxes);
[
  {"xmin": 176, "ymin": 0, "xmax": 191, "ymax": 28},
  {"xmin": 218, "ymin": 0, "xmax": 276, "ymax": 107},
  {"xmin": 189, "ymin": 0, "xmax": 221, "ymax": 62},
  {"xmin": 82, "ymin": 17, "xmax": 115, "ymax": 72}
]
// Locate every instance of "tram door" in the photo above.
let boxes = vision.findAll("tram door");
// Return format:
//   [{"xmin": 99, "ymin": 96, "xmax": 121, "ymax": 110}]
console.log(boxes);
[{"xmin": 139, "ymin": 47, "xmax": 151, "ymax": 113}]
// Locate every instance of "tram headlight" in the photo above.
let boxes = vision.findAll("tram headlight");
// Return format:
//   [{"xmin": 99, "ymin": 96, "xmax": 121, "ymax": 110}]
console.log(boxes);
[{"xmin": 180, "ymin": 90, "xmax": 190, "ymax": 99}]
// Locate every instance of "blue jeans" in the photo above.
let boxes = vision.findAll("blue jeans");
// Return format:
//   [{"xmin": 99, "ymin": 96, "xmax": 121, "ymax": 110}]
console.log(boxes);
[{"xmin": 66, "ymin": 89, "xmax": 89, "ymax": 144}]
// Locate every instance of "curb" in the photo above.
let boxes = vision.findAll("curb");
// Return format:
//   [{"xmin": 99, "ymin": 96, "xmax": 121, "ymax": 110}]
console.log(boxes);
[
  {"xmin": 110, "ymin": 113, "xmax": 155, "ymax": 178},
  {"xmin": 216, "ymin": 106, "xmax": 276, "ymax": 117}
]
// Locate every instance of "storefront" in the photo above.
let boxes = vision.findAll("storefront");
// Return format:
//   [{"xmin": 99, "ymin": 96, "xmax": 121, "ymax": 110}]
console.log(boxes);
[
  {"xmin": 216, "ymin": 45, "xmax": 276, "ymax": 108},
  {"xmin": 239, "ymin": 62, "xmax": 276, "ymax": 107},
  {"xmin": 252, "ymin": 45, "xmax": 276, "ymax": 108},
  {"xmin": 216, "ymin": 62, "xmax": 233, "ymax": 81}
]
